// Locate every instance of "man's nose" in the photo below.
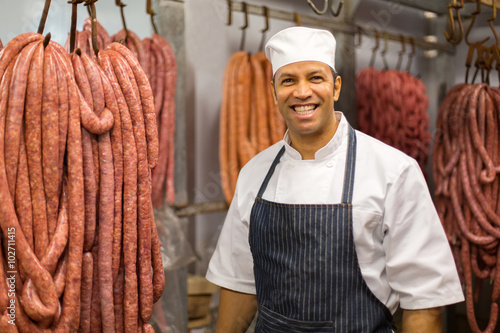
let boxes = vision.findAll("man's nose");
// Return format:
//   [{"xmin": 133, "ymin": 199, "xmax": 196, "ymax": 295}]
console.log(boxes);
[{"xmin": 293, "ymin": 80, "xmax": 312, "ymax": 99}]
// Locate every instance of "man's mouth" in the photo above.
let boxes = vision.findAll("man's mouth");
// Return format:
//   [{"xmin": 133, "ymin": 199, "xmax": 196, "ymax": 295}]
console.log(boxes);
[{"xmin": 293, "ymin": 105, "xmax": 317, "ymax": 115}]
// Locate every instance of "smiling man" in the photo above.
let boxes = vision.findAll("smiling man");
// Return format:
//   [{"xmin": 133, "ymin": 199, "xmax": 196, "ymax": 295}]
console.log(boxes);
[{"xmin": 206, "ymin": 27, "xmax": 464, "ymax": 333}]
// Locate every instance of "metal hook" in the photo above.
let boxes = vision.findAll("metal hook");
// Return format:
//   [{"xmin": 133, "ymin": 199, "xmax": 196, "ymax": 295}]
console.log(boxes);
[
  {"xmin": 489, "ymin": 0, "xmax": 499, "ymax": 46},
  {"xmin": 227, "ymin": 0, "xmax": 232, "ymax": 25},
  {"xmin": 294, "ymin": 12, "xmax": 302, "ymax": 26},
  {"xmin": 331, "ymin": 0, "xmax": 343, "ymax": 17},
  {"xmin": 115, "ymin": 0, "xmax": 129, "ymax": 43},
  {"xmin": 380, "ymin": 32, "xmax": 389, "ymax": 70},
  {"xmin": 239, "ymin": 2, "xmax": 249, "ymax": 51},
  {"xmin": 67, "ymin": 0, "xmax": 86, "ymax": 53},
  {"xmin": 396, "ymin": 35, "xmax": 406, "ymax": 71},
  {"xmin": 38, "ymin": 0, "xmax": 53, "ymax": 34},
  {"xmin": 445, "ymin": 0, "xmax": 464, "ymax": 45},
  {"xmin": 307, "ymin": 0, "xmax": 328, "ymax": 15},
  {"xmin": 147, "ymin": 0, "xmax": 158, "ymax": 34},
  {"xmin": 259, "ymin": 6, "xmax": 270, "ymax": 52},
  {"xmin": 465, "ymin": 0, "xmax": 489, "ymax": 46},
  {"xmin": 369, "ymin": 30, "xmax": 380, "ymax": 68},
  {"xmin": 354, "ymin": 25, "xmax": 362, "ymax": 48},
  {"xmin": 406, "ymin": 37, "xmax": 415, "ymax": 73},
  {"xmin": 84, "ymin": 0, "xmax": 99, "ymax": 57}
]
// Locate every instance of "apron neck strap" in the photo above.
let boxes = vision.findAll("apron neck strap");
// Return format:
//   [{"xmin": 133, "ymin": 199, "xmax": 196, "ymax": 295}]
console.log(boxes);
[
  {"xmin": 341, "ymin": 125, "xmax": 357, "ymax": 205},
  {"xmin": 256, "ymin": 126, "xmax": 357, "ymax": 203},
  {"xmin": 257, "ymin": 146, "xmax": 285, "ymax": 198}
]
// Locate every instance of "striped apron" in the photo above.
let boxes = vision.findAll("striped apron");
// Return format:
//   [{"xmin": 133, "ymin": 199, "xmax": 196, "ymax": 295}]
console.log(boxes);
[{"xmin": 249, "ymin": 126, "xmax": 396, "ymax": 332}]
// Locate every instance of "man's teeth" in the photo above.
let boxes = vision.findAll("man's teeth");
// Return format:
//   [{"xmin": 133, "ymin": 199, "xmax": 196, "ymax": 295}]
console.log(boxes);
[{"xmin": 294, "ymin": 105, "xmax": 315, "ymax": 115}]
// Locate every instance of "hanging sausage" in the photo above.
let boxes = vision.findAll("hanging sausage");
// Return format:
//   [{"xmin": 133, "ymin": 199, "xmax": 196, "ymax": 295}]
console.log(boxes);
[
  {"xmin": 219, "ymin": 50, "xmax": 286, "ymax": 204},
  {"xmin": 0, "ymin": 0, "xmax": 165, "ymax": 330},
  {"xmin": 356, "ymin": 67, "xmax": 431, "ymax": 171}
]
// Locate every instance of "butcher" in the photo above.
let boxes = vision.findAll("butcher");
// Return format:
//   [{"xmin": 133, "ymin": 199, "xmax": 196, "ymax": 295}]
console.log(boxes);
[{"xmin": 206, "ymin": 26, "xmax": 464, "ymax": 332}]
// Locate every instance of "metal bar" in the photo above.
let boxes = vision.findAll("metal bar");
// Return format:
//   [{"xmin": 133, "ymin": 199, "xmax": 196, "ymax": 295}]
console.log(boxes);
[
  {"xmin": 231, "ymin": 1, "xmax": 355, "ymax": 35},
  {"xmin": 466, "ymin": 0, "xmax": 500, "ymax": 9},
  {"xmin": 174, "ymin": 201, "xmax": 228, "ymax": 218},
  {"xmin": 229, "ymin": 1, "xmax": 455, "ymax": 54}
]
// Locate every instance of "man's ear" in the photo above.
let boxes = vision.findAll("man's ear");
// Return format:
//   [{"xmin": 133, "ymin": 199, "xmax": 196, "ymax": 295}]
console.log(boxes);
[
  {"xmin": 334, "ymin": 75, "xmax": 342, "ymax": 101},
  {"xmin": 271, "ymin": 80, "xmax": 278, "ymax": 105}
]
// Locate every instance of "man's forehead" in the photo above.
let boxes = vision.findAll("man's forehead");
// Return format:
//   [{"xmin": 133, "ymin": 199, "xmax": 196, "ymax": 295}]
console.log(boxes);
[{"xmin": 275, "ymin": 61, "xmax": 332, "ymax": 77}]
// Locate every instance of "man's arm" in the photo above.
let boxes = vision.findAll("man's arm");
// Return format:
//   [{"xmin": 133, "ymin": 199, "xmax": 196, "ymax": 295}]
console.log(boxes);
[
  {"xmin": 215, "ymin": 288, "xmax": 258, "ymax": 333},
  {"xmin": 402, "ymin": 307, "xmax": 442, "ymax": 333}
]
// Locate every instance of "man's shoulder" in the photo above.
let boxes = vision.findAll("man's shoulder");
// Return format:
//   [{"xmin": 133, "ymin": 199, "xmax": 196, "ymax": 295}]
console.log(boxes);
[{"xmin": 354, "ymin": 130, "xmax": 418, "ymax": 174}]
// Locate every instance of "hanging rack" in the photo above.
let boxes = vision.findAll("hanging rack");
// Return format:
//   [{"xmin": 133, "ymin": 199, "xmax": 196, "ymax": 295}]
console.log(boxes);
[{"xmin": 227, "ymin": 1, "xmax": 455, "ymax": 54}]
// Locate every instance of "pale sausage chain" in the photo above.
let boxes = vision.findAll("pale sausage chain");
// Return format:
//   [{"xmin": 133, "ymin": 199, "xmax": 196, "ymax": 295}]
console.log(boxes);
[
  {"xmin": 219, "ymin": 51, "xmax": 286, "ymax": 204},
  {"xmin": 0, "ymin": 31, "xmax": 165, "ymax": 332}
]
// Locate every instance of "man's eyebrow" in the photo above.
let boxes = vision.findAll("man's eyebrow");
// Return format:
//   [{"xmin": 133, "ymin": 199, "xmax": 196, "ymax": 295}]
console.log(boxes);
[
  {"xmin": 276, "ymin": 72, "xmax": 295, "ymax": 80},
  {"xmin": 309, "ymin": 70, "xmax": 327, "ymax": 76}
]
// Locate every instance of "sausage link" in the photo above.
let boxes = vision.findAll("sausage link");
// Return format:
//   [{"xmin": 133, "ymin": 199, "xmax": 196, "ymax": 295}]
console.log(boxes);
[
  {"xmin": 0, "ymin": 312, "xmax": 18, "ymax": 333},
  {"xmin": 0, "ymin": 33, "xmax": 44, "ymax": 79},
  {"xmin": 98, "ymin": 131, "xmax": 116, "ymax": 333},
  {"xmin": 79, "ymin": 89, "xmax": 114, "ymax": 135},
  {"xmin": 24, "ymin": 41, "xmax": 48, "ymax": 261},
  {"xmin": 113, "ymin": 260, "xmax": 125, "ymax": 333},
  {"xmin": 51, "ymin": 48, "xmax": 86, "ymax": 333},
  {"xmin": 108, "ymin": 49, "xmax": 153, "ymax": 323},
  {"xmin": 99, "ymin": 49, "xmax": 139, "ymax": 333},
  {"xmin": 24, "ymin": 38, "xmax": 51, "ymax": 253},
  {"xmin": 5, "ymin": 41, "xmax": 40, "ymax": 200},
  {"xmin": 21, "ymin": 175, "xmax": 69, "ymax": 321},
  {"xmin": 143, "ymin": 323, "xmax": 155, "ymax": 333},
  {"xmin": 15, "ymin": 91, "xmax": 33, "ymax": 257},
  {"xmin": 90, "ymin": 243, "xmax": 102, "ymax": 333},
  {"xmin": 79, "ymin": 252, "xmax": 93, "ymax": 333},
  {"xmin": 54, "ymin": 252, "xmax": 67, "ymax": 298},
  {"xmin": 0, "ymin": 237, "xmax": 10, "ymax": 313},
  {"xmin": 71, "ymin": 52, "xmax": 97, "ymax": 253},
  {"xmin": 41, "ymin": 43, "xmax": 60, "ymax": 242},
  {"xmin": 97, "ymin": 52, "xmax": 124, "ymax": 282},
  {"xmin": 151, "ymin": 33, "xmax": 178, "ymax": 205},
  {"xmin": 0, "ymin": 45, "xmax": 59, "ymax": 324},
  {"xmin": 151, "ymin": 209, "xmax": 165, "ymax": 303},
  {"xmin": 107, "ymin": 42, "xmax": 158, "ymax": 169}
]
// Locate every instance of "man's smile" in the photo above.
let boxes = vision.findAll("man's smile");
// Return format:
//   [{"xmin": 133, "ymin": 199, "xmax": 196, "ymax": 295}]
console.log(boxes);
[{"xmin": 292, "ymin": 104, "xmax": 317, "ymax": 116}]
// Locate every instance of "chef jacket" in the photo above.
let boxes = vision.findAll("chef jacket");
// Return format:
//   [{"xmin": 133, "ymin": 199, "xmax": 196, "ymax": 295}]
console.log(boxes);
[{"xmin": 206, "ymin": 112, "xmax": 464, "ymax": 314}]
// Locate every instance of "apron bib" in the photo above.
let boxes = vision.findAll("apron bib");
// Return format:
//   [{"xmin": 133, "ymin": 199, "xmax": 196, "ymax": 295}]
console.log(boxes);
[{"xmin": 249, "ymin": 126, "xmax": 396, "ymax": 332}]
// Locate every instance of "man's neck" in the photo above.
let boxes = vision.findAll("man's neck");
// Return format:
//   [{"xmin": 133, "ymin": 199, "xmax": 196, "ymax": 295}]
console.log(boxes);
[{"xmin": 289, "ymin": 121, "xmax": 339, "ymax": 160}]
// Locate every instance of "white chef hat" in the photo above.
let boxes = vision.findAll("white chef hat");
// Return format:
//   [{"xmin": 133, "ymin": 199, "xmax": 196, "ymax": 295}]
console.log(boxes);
[{"xmin": 265, "ymin": 26, "xmax": 337, "ymax": 75}]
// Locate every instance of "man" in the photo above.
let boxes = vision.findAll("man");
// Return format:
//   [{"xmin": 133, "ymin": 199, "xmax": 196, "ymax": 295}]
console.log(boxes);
[{"xmin": 206, "ymin": 26, "xmax": 464, "ymax": 332}]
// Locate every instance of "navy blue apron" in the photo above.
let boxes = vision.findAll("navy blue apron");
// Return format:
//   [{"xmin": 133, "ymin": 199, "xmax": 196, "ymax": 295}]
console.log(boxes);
[{"xmin": 249, "ymin": 126, "xmax": 396, "ymax": 332}]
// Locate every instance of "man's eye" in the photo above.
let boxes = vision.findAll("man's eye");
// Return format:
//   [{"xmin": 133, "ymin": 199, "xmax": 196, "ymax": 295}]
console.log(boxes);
[
  {"xmin": 311, "ymin": 76, "xmax": 323, "ymax": 81},
  {"xmin": 281, "ymin": 78, "xmax": 293, "ymax": 84}
]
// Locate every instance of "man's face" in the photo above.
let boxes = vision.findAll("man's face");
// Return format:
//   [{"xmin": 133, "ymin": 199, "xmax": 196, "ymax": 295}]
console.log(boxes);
[{"xmin": 271, "ymin": 61, "xmax": 341, "ymax": 141}]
